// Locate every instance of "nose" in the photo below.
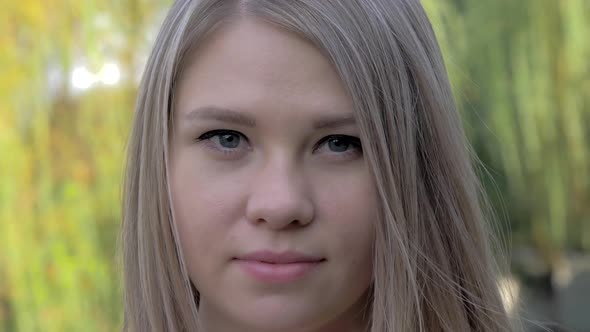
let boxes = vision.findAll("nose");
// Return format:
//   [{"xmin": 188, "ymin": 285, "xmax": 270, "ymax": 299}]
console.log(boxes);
[{"xmin": 245, "ymin": 159, "xmax": 314, "ymax": 230}]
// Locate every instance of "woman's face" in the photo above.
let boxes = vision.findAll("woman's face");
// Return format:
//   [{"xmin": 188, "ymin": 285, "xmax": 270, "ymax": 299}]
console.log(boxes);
[{"xmin": 170, "ymin": 17, "xmax": 377, "ymax": 332}]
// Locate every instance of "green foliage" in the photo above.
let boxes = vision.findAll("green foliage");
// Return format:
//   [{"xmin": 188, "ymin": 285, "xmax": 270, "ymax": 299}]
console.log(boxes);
[
  {"xmin": 0, "ymin": 1, "xmax": 171, "ymax": 331},
  {"xmin": 0, "ymin": 0, "xmax": 588, "ymax": 330},
  {"xmin": 424, "ymin": 0, "xmax": 590, "ymax": 262}
]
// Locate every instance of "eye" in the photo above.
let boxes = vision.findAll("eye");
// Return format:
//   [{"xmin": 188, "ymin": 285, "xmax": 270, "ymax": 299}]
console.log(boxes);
[
  {"xmin": 196, "ymin": 129, "xmax": 250, "ymax": 155},
  {"xmin": 315, "ymin": 135, "xmax": 363, "ymax": 157}
]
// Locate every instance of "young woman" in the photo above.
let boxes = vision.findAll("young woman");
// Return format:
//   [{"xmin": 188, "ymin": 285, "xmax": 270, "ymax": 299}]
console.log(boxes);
[{"xmin": 121, "ymin": 0, "xmax": 516, "ymax": 331}]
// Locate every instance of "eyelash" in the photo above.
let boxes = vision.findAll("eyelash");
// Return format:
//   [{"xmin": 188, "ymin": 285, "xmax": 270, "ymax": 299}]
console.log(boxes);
[
  {"xmin": 195, "ymin": 129, "xmax": 363, "ymax": 159},
  {"xmin": 197, "ymin": 130, "xmax": 250, "ymax": 157}
]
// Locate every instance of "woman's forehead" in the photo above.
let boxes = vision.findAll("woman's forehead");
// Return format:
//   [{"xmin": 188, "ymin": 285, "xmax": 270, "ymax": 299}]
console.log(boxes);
[{"xmin": 174, "ymin": 17, "xmax": 355, "ymax": 125}]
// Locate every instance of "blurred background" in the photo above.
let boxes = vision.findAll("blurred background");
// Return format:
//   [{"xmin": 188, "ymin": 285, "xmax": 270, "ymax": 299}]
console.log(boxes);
[{"xmin": 0, "ymin": 0, "xmax": 588, "ymax": 331}]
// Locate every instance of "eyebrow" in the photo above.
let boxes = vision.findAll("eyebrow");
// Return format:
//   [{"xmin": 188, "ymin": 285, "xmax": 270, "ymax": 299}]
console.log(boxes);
[
  {"xmin": 183, "ymin": 106, "xmax": 357, "ymax": 130},
  {"xmin": 184, "ymin": 106, "xmax": 256, "ymax": 127}
]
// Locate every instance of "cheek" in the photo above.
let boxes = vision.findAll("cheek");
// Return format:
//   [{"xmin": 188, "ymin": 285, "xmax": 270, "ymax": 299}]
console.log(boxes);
[
  {"xmin": 170, "ymin": 150, "xmax": 244, "ymax": 232},
  {"xmin": 312, "ymin": 174, "xmax": 377, "ymax": 308},
  {"xmin": 169, "ymin": 155, "xmax": 243, "ymax": 281},
  {"xmin": 317, "ymin": 172, "xmax": 377, "ymax": 263},
  {"xmin": 319, "ymin": 170, "xmax": 377, "ymax": 227}
]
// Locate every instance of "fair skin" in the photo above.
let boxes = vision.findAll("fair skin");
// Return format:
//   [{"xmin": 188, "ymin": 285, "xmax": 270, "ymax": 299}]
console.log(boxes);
[{"xmin": 170, "ymin": 17, "xmax": 377, "ymax": 332}]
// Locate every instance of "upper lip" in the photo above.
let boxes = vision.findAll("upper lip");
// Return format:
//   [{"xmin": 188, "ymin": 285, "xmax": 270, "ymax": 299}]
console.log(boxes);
[{"xmin": 235, "ymin": 250, "xmax": 325, "ymax": 264}]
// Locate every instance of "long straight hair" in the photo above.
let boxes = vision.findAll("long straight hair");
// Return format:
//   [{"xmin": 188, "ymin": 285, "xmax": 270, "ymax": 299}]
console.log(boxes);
[{"xmin": 122, "ymin": 0, "xmax": 515, "ymax": 330}]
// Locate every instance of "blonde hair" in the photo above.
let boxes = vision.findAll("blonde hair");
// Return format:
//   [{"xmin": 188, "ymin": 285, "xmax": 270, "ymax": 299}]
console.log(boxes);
[{"xmin": 122, "ymin": 0, "xmax": 515, "ymax": 330}]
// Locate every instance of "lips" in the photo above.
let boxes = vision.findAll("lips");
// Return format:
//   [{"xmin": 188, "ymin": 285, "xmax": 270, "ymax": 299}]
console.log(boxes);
[
  {"xmin": 235, "ymin": 250, "xmax": 325, "ymax": 264},
  {"xmin": 234, "ymin": 250, "xmax": 325, "ymax": 283}
]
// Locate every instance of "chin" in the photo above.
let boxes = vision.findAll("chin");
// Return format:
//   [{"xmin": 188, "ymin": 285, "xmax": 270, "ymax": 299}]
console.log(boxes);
[
  {"xmin": 233, "ymin": 304, "xmax": 322, "ymax": 332},
  {"xmin": 242, "ymin": 320, "xmax": 318, "ymax": 332}
]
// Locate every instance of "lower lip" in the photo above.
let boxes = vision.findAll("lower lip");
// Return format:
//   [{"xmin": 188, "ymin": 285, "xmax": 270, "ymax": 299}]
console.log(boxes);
[{"xmin": 235, "ymin": 260, "xmax": 324, "ymax": 283}]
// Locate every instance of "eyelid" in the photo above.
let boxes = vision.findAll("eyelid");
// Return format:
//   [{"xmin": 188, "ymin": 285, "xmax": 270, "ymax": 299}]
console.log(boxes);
[
  {"xmin": 196, "ymin": 129, "xmax": 251, "ymax": 157},
  {"xmin": 196, "ymin": 129, "xmax": 248, "ymax": 143},
  {"xmin": 314, "ymin": 135, "xmax": 363, "ymax": 159},
  {"xmin": 314, "ymin": 135, "xmax": 362, "ymax": 150},
  {"xmin": 195, "ymin": 130, "xmax": 362, "ymax": 159}
]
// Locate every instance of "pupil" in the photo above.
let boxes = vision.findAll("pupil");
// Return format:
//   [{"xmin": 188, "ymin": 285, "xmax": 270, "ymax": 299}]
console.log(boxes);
[
  {"xmin": 220, "ymin": 134, "xmax": 239, "ymax": 148},
  {"xmin": 329, "ymin": 138, "xmax": 348, "ymax": 152}
]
